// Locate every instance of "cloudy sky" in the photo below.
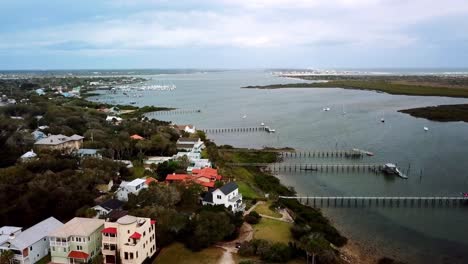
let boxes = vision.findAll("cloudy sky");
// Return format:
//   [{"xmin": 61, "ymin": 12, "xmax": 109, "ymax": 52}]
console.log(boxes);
[{"xmin": 1, "ymin": 0, "xmax": 468, "ymax": 69}]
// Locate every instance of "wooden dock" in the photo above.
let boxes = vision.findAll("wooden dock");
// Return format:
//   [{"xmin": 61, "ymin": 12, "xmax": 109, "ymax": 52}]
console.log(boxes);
[
  {"xmin": 227, "ymin": 163, "xmax": 384, "ymax": 173},
  {"xmin": 279, "ymin": 196, "xmax": 468, "ymax": 208},
  {"xmin": 201, "ymin": 127, "xmax": 268, "ymax": 133},
  {"xmin": 148, "ymin": 109, "xmax": 201, "ymax": 116}
]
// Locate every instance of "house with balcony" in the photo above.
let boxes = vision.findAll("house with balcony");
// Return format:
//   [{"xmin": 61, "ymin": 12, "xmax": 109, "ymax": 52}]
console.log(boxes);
[
  {"xmin": 176, "ymin": 138, "xmax": 204, "ymax": 152},
  {"xmin": 49, "ymin": 218, "xmax": 104, "ymax": 264},
  {"xmin": 101, "ymin": 215, "xmax": 156, "ymax": 264},
  {"xmin": 115, "ymin": 178, "xmax": 147, "ymax": 202},
  {"xmin": 34, "ymin": 134, "xmax": 84, "ymax": 154},
  {"xmin": 92, "ymin": 199, "xmax": 125, "ymax": 218},
  {"xmin": 202, "ymin": 182, "xmax": 245, "ymax": 213},
  {"xmin": 0, "ymin": 217, "xmax": 63, "ymax": 264}
]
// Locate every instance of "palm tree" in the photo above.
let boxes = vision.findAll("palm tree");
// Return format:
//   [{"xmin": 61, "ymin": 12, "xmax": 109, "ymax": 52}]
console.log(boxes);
[
  {"xmin": 0, "ymin": 250, "xmax": 15, "ymax": 264},
  {"xmin": 299, "ymin": 233, "xmax": 328, "ymax": 264}
]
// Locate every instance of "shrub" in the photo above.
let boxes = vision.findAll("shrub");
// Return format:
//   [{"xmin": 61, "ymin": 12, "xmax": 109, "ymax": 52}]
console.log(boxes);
[{"xmin": 244, "ymin": 211, "xmax": 261, "ymax": 224}]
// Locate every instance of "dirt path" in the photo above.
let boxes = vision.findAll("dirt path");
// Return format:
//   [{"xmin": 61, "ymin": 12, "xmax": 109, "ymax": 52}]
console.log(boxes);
[{"xmin": 218, "ymin": 247, "xmax": 235, "ymax": 264}]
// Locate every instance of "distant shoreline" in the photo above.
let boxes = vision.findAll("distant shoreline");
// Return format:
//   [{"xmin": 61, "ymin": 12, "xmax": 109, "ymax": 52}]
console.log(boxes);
[{"xmin": 399, "ymin": 104, "xmax": 468, "ymax": 123}]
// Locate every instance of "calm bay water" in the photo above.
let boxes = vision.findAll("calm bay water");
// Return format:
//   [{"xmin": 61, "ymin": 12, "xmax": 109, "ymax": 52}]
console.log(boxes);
[{"xmin": 91, "ymin": 70, "xmax": 468, "ymax": 263}]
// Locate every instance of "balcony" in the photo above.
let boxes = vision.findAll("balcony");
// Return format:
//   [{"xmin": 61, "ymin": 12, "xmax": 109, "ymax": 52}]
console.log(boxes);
[
  {"xmin": 235, "ymin": 203, "xmax": 246, "ymax": 212},
  {"xmin": 102, "ymin": 237, "xmax": 117, "ymax": 243},
  {"xmin": 50, "ymin": 241, "xmax": 69, "ymax": 247},
  {"xmin": 102, "ymin": 249, "xmax": 117, "ymax": 256},
  {"xmin": 228, "ymin": 194, "xmax": 242, "ymax": 203}
]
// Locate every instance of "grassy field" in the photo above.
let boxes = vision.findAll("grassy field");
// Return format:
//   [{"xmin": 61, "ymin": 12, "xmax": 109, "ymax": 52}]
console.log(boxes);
[
  {"xmin": 155, "ymin": 243, "xmax": 224, "ymax": 264},
  {"xmin": 254, "ymin": 201, "xmax": 282, "ymax": 218},
  {"xmin": 237, "ymin": 181, "xmax": 261, "ymax": 199},
  {"xmin": 253, "ymin": 218, "xmax": 293, "ymax": 244},
  {"xmin": 243, "ymin": 80, "xmax": 468, "ymax": 98}
]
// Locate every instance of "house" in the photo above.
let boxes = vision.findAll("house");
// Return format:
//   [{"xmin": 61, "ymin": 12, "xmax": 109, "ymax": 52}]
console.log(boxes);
[
  {"xmin": 93, "ymin": 199, "xmax": 125, "ymax": 218},
  {"xmin": 20, "ymin": 150, "xmax": 37, "ymax": 161},
  {"xmin": 202, "ymin": 182, "xmax": 245, "ymax": 213},
  {"xmin": 74, "ymin": 149, "xmax": 102, "ymax": 159},
  {"xmin": 174, "ymin": 124, "xmax": 196, "ymax": 134},
  {"xmin": 176, "ymin": 138, "xmax": 204, "ymax": 152},
  {"xmin": 35, "ymin": 89, "xmax": 45, "ymax": 96},
  {"xmin": 116, "ymin": 179, "xmax": 147, "ymax": 201},
  {"xmin": 143, "ymin": 156, "xmax": 173, "ymax": 168},
  {"xmin": 106, "ymin": 116, "xmax": 123, "ymax": 124},
  {"xmin": 116, "ymin": 160, "xmax": 134, "ymax": 169},
  {"xmin": 101, "ymin": 215, "xmax": 156, "ymax": 264},
  {"xmin": 192, "ymin": 168, "xmax": 222, "ymax": 181},
  {"xmin": 0, "ymin": 217, "xmax": 63, "ymax": 264},
  {"xmin": 165, "ymin": 171, "xmax": 220, "ymax": 190},
  {"xmin": 130, "ymin": 134, "xmax": 144, "ymax": 140},
  {"xmin": 34, "ymin": 134, "xmax": 84, "ymax": 153},
  {"xmin": 49, "ymin": 218, "xmax": 105, "ymax": 264}
]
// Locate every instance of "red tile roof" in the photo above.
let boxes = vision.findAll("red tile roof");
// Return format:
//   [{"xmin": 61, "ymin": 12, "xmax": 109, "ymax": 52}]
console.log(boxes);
[
  {"xmin": 130, "ymin": 134, "xmax": 144, "ymax": 140},
  {"xmin": 192, "ymin": 168, "xmax": 222, "ymax": 180},
  {"xmin": 145, "ymin": 177, "xmax": 158, "ymax": 185},
  {"xmin": 196, "ymin": 180, "xmax": 215, "ymax": 188},
  {"xmin": 101, "ymin": 227, "xmax": 117, "ymax": 234},
  {"xmin": 68, "ymin": 251, "xmax": 89, "ymax": 259},
  {"xmin": 129, "ymin": 232, "xmax": 142, "ymax": 239},
  {"xmin": 166, "ymin": 174, "xmax": 189, "ymax": 181}
]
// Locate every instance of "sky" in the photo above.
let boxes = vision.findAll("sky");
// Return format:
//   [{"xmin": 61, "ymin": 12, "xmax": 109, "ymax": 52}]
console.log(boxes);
[{"xmin": 1, "ymin": 0, "xmax": 468, "ymax": 69}]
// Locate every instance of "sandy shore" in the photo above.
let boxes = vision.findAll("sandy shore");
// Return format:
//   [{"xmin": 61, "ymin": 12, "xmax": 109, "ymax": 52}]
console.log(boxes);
[{"xmin": 339, "ymin": 239, "xmax": 381, "ymax": 264}]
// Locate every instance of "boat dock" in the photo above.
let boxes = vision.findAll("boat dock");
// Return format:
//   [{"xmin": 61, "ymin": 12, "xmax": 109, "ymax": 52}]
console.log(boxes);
[
  {"xmin": 148, "ymin": 109, "xmax": 201, "ymax": 116},
  {"xmin": 227, "ymin": 163, "xmax": 384, "ymax": 172},
  {"xmin": 201, "ymin": 126, "xmax": 271, "ymax": 133},
  {"xmin": 279, "ymin": 196, "xmax": 468, "ymax": 208}
]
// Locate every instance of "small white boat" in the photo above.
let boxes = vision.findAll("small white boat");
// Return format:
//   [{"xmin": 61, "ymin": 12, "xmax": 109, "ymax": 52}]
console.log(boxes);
[
  {"xmin": 242, "ymin": 114, "xmax": 247, "ymax": 119},
  {"xmin": 261, "ymin": 122, "xmax": 265, "ymax": 126},
  {"xmin": 381, "ymin": 118, "xmax": 385, "ymax": 123},
  {"xmin": 323, "ymin": 107, "xmax": 331, "ymax": 111},
  {"xmin": 424, "ymin": 127, "xmax": 429, "ymax": 131},
  {"xmin": 269, "ymin": 128, "xmax": 276, "ymax": 133},
  {"xmin": 382, "ymin": 163, "xmax": 408, "ymax": 179}
]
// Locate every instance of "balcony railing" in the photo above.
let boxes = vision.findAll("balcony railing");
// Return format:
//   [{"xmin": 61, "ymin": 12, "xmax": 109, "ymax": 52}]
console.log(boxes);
[
  {"xmin": 102, "ymin": 249, "xmax": 117, "ymax": 256},
  {"xmin": 228, "ymin": 194, "xmax": 242, "ymax": 203},
  {"xmin": 50, "ymin": 241, "xmax": 69, "ymax": 247},
  {"xmin": 102, "ymin": 237, "xmax": 117, "ymax": 243}
]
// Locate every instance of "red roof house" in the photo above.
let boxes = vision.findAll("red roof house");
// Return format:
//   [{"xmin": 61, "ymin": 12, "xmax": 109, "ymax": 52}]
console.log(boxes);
[
  {"xmin": 130, "ymin": 134, "xmax": 144, "ymax": 140},
  {"xmin": 192, "ymin": 167, "xmax": 222, "ymax": 180}
]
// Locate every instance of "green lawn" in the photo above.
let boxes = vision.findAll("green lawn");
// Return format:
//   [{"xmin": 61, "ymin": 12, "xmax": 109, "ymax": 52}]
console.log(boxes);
[
  {"xmin": 254, "ymin": 202, "xmax": 282, "ymax": 218},
  {"xmin": 155, "ymin": 243, "xmax": 224, "ymax": 264},
  {"xmin": 237, "ymin": 181, "xmax": 260, "ymax": 199},
  {"xmin": 253, "ymin": 218, "xmax": 293, "ymax": 244},
  {"xmin": 132, "ymin": 164, "xmax": 145, "ymax": 179}
]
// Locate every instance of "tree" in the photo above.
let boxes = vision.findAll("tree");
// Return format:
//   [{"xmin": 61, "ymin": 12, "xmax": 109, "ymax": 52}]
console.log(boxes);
[
  {"xmin": 299, "ymin": 233, "xmax": 329, "ymax": 264},
  {"xmin": 187, "ymin": 211, "xmax": 235, "ymax": 250},
  {"xmin": 0, "ymin": 250, "xmax": 14, "ymax": 264}
]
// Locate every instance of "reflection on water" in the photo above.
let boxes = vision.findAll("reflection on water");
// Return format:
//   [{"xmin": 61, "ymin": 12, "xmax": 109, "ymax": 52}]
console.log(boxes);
[{"xmin": 90, "ymin": 70, "xmax": 468, "ymax": 263}]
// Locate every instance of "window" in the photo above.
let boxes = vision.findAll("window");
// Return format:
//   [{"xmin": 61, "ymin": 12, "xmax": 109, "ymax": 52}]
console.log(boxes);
[
  {"xmin": 130, "ymin": 253, "xmax": 134, "ymax": 259},
  {"xmin": 63, "ymin": 248, "xmax": 66, "ymax": 253},
  {"xmin": 143, "ymin": 231, "xmax": 146, "ymax": 237},
  {"xmin": 136, "ymin": 252, "xmax": 138, "ymax": 258},
  {"xmin": 77, "ymin": 245, "xmax": 83, "ymax": 251},
  {"xmin": 217, "ymin": 195, "xmax": 221, "ymax": 199},
  {"xmin": 52, "ymin": 247, "xmax": 55, "ymax": 252},
  {"xmin": 127, "ymin": 230, "xmax": 130, "ymax": 234},
  {"xmin": 124, "ymin": 252, "xmax": 128, "ymax": 260},
  {"xmin": 30, "ymin": 246, "xmax": 32, "ymax": 250}
]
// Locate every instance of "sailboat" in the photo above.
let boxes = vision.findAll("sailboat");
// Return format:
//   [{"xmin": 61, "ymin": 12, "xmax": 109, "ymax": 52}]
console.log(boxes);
[{"xmin": 424, "ymin": 126, "xmax": 429, "ymax": 131}]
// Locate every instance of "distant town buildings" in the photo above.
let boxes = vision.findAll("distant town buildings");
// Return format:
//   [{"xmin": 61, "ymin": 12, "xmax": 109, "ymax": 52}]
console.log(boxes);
[
  {"xmin": 176, "ymin": 138, "xmax": 204, "ymax": 152},
  {"xmin": 116, "ymin": 179, "xmax": 148, "ymax": 202}
]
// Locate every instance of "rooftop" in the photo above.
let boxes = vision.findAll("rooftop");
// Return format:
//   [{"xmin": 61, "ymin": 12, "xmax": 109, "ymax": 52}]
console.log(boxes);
[
  {"xmin": 218, "ymin": 182, "xmax": 238, "ymax": 195},
  {"xmin": 1, "ymin": 217, "xmax": 63, "ymax": 250},
  {"xmin": 49, "ymin": 217, "xmax": 104, "ymax": 238},
  {"xmin": 35, "ymin": 134, "xmax": 84, "ymax": 146},
  {"xmin": 99, "ymin": 199, "xmax": 124, "ymax": 211}
]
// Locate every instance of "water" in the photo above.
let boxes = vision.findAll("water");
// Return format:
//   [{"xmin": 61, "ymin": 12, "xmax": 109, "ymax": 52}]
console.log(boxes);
[{"xmin": 90, "ymin": 70, "xmax": 468, "ymax": 263}]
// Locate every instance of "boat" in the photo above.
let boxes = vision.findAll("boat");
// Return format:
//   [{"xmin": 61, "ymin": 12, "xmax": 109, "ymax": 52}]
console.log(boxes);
[
  {"xmin": 264, "ymin": 126, "xmax": 275, "ymax": 133},
  {"xmin": 261, "ymin": 122, "xmax": 265, "ymax": 126},
  {"xmin": 130, "ymin": 101, "xmax": 136, "ymax": 105},
  {"xmin": 381, "ymin": 118, "xmax": 385, "ymax": 123},
  {"xmin": 242, "ymin": 114, "xmax": 247, "ymax": 119},
  {"xmin": 424, "ymin": 126, "xmax": 429, "ymax": 131},
  {"xmin": 382, "ymin": 163, "xmax": 408, "ymax": 179},
  {"xmin": 323, "ymin": 107, "xmax": 331, "ymax": 111},
  {"xmin": 461, "ymin": 192, "xmax": 468, "ymax": 198}
]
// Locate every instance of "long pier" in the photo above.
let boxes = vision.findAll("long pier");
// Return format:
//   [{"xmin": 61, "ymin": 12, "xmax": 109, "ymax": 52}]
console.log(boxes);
[
  {"xmin": 279, "ymin": 196, "xmax": 468, "ymax": 208},
  {"xmin": 227, "ymin": 163, "xmax": 384, "ymax": 173},
  {"xmin": 202, "ymin": 127, "xmax": 268, "ymax": 133},
  {"xmin": 279, "ymin": 150, "xmax": 368, "ymax": 159},
  {"xmin": 148, "ymin": 109, "xmax": 201, "ymax": 116}
]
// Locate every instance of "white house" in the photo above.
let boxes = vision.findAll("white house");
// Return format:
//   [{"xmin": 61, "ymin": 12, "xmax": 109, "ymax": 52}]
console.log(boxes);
[
  {"xmin": 93, "ymin": 199, "xmax": 125, "ymax": 218},
  {"xmin": 143, "ymin": 156, "xmax": 173, "ymax": 167},
  {"xmin": 202, "ymin": 182, "xmax": 245, "ymax": 213},
  {"xmin": 175, "ymin": 124, "xmax": 196, "ymax": 134},
  {"xmin": 106, "ymin": 116, "xmax": 123, "ymax": 124},
  {"xmin": 115, "ymin": 179, "xmax": 147, "ymax": 202},
  {"xmin": 0, "ymin": 217, "xmax": 63, "ymax": 264},
  {"xmin": 101, "ymin": 215, "xmax": 156, "ymax": 264},
  {"xmin": 20, "ymin": 150, "xmax": 37, "ymax": 162},
  {"xmin": 176, "ymin": 138, "xmax": 204, "ymax": 153}
]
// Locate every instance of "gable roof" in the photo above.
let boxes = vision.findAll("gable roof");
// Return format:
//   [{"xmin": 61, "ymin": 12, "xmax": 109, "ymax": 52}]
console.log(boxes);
[
  {"xmin": 130, "ymin": 134, "xmax": 144, "ymax": 140},
  {"xmin": 49, "ymin": 218, "xmax": 104, "ymax": 238},
  {"xmin": 219, "ymin": 182, "xmax": 238, "ymax": 195},
  {"xmin": 34, "ymin": 134, "xmax": 84, "ymax": 145},
  {"xmin": 203, "ymin": 192, "xmax": 213, "ymax": 203},
  {"xmin": 4, "ymin": 217, "xmax": 63, "ymax": 250},
  {"xmin": 99, "ymin": 199, "xmax": 124, "ymax": 211},
  {"xmin": 166, "ymin": 174, "xmax": 189, "ymax": 181},
  {"xmin": 192, "ymin": 168, "xmax": 222, "ymax": 180}
]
